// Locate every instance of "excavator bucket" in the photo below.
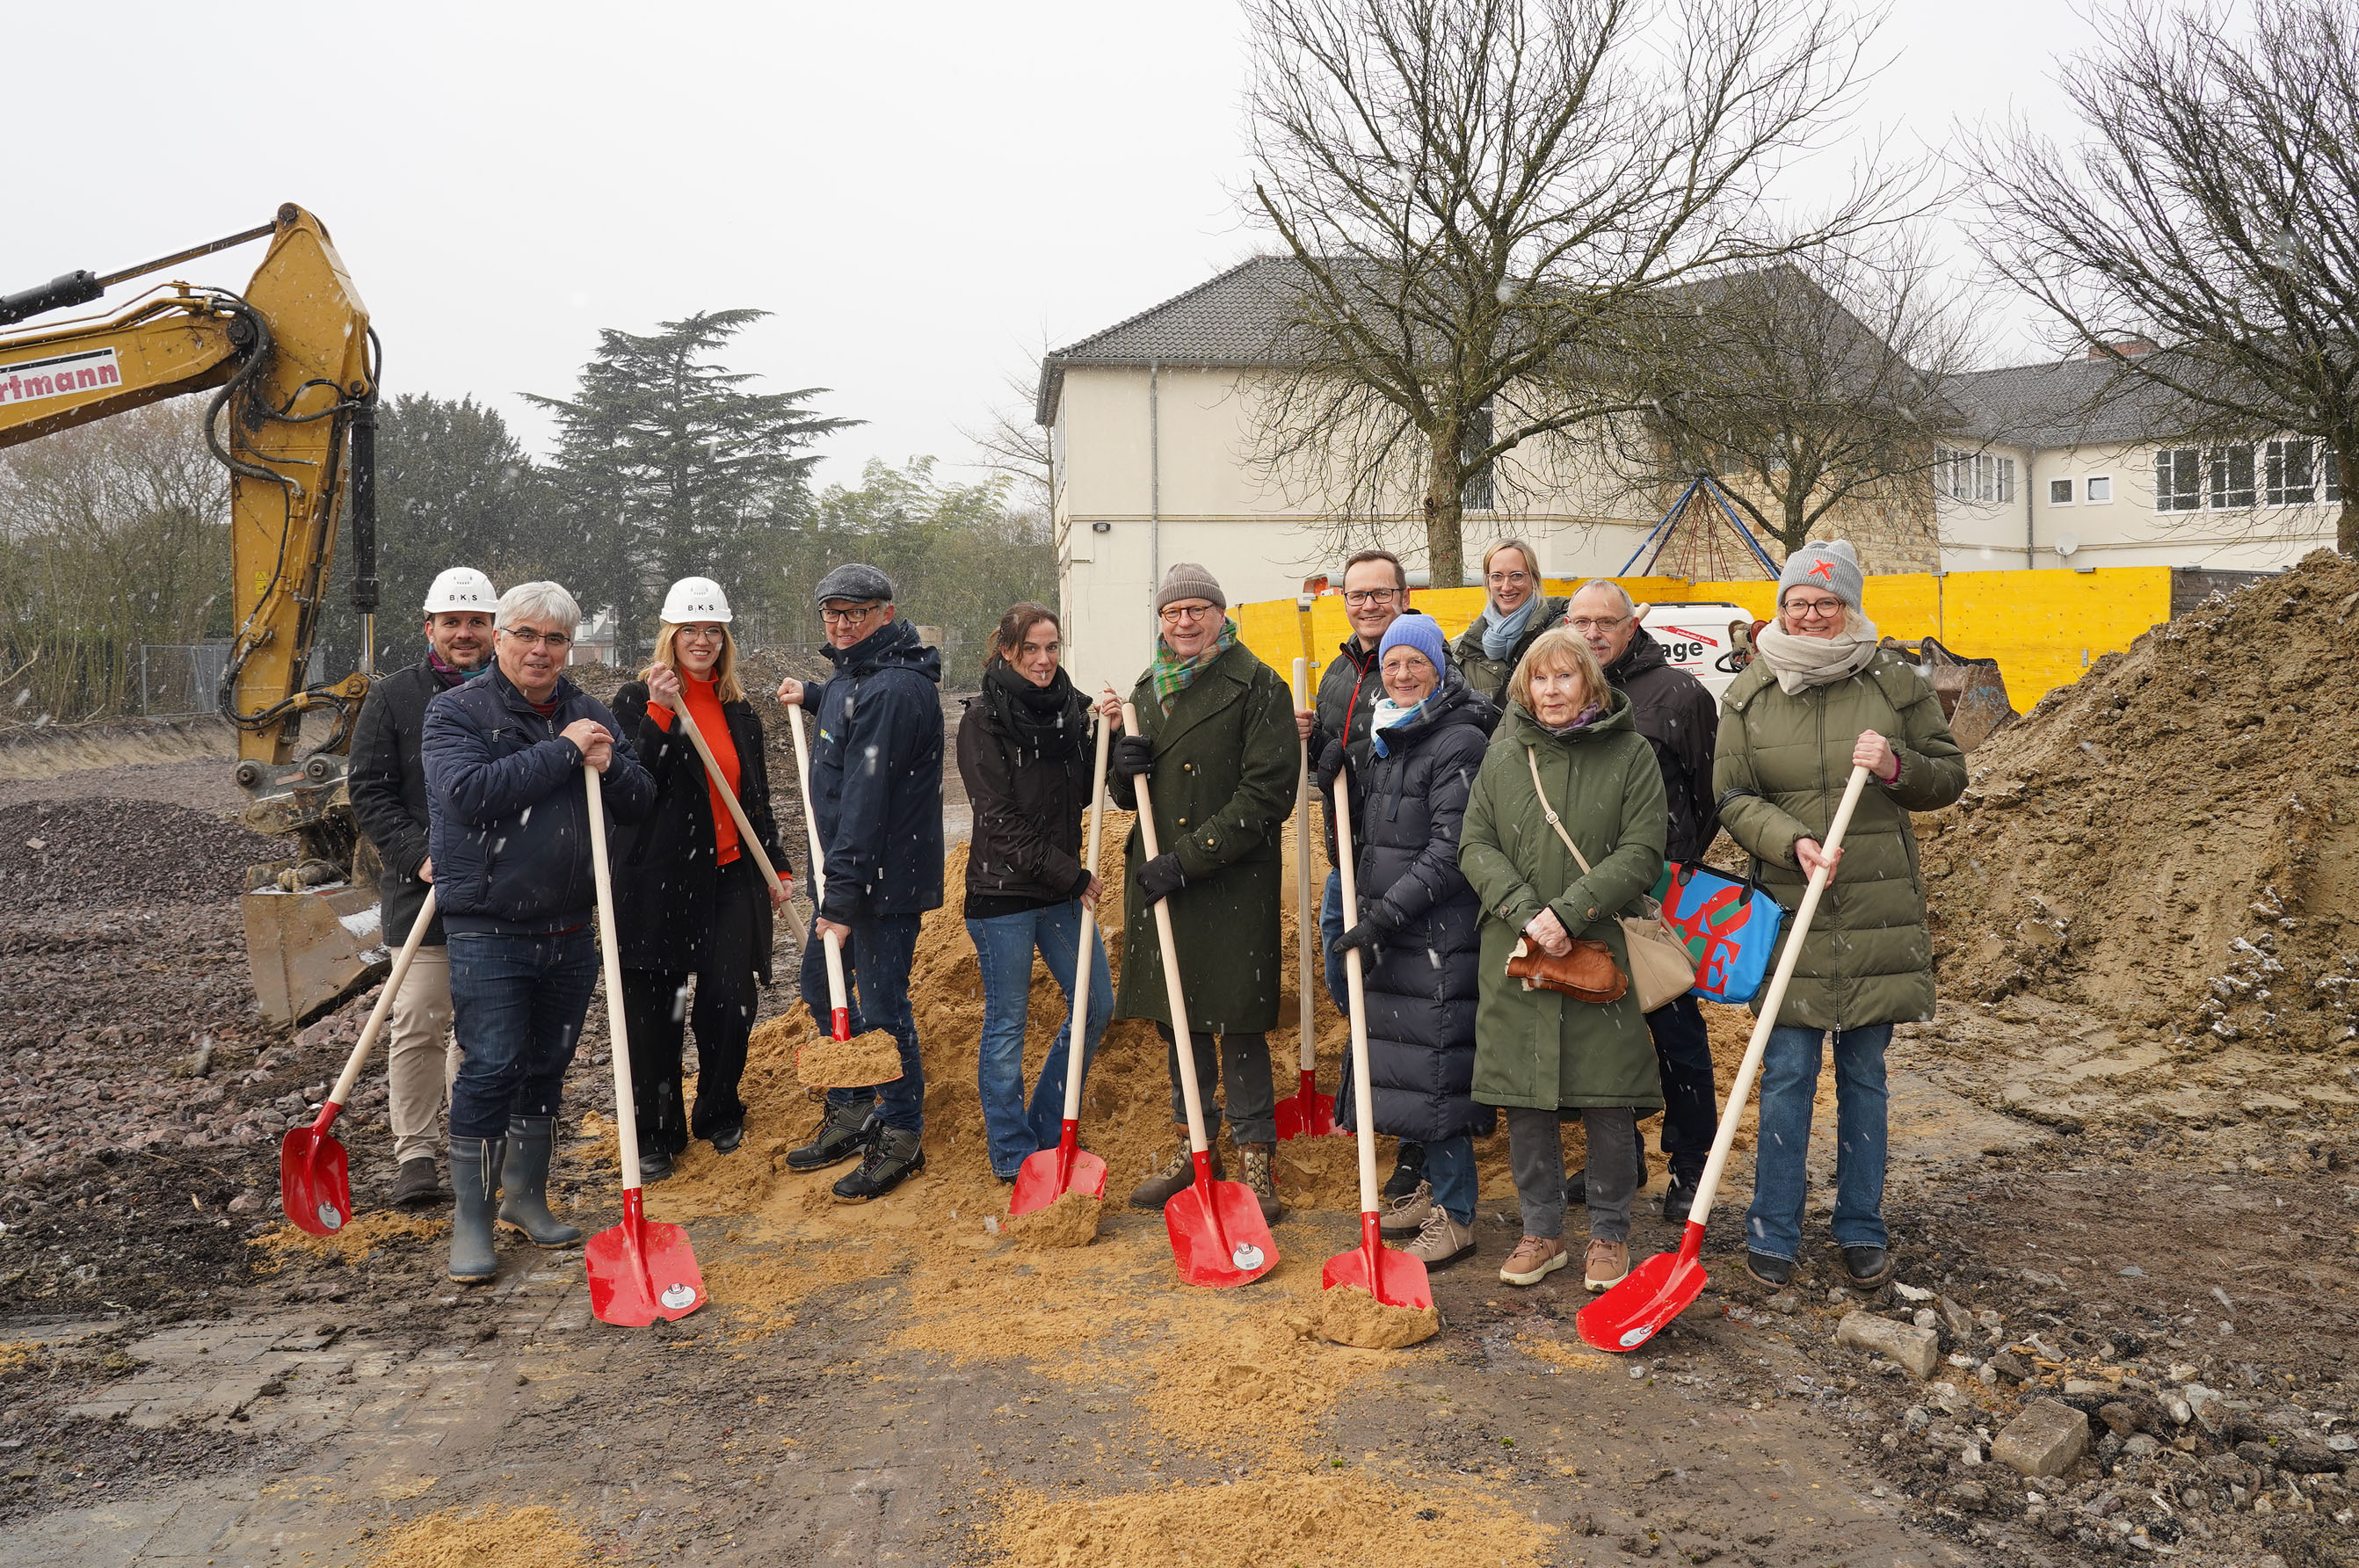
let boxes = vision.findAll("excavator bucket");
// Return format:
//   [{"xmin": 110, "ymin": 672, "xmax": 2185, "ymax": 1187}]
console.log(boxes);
[
  {"xmin": 242, "ymin": 884, "xmax": 388, "ymax": 1027},
  {"xmin": 1883, "ymin": 636, "xmax": 2019, "ymax": 751}
]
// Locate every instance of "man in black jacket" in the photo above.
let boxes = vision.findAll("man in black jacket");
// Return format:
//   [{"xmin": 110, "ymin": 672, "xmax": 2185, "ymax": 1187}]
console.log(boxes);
[
  {"xmin": 421, "ymin": 581, "xmax": 657, "ymax": 1285},
  {"xmin": 347, "ymin": 566, "xmax": 499, "ymax": 1209},
  {"xmin": 773, "ymin": 563, "xmax": 945, "ymax": 1202},
  {"xmin": 1569, "ymin": 578, "xmax": 1723, "ymax": 1223}
]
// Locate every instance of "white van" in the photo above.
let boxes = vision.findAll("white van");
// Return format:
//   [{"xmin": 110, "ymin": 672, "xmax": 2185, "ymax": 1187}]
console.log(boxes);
[{"xmin": 1637, "ymin": 601, "xmax": 1757, "ymax": 702}]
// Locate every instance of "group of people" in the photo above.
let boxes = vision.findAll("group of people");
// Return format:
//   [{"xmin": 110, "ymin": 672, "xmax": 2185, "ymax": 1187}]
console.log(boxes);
[{"xmin": 347, "ymin": 532, "xmax": 1963, "ymax": 1298}]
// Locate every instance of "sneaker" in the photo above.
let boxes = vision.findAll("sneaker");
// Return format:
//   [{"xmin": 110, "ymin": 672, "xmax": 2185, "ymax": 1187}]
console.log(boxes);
[
  {"xmin": 1382, "ymin": 1141, "xmax": 1426, "ymax": 1203},
  {"xmin": 1237, "ymin": 1143, "xmax": 1287, "ymax": 1225},
  {"xmin": 786, "ymin": 1103, "xmax": 876, "ymax": 1172},
  {"xmin": 1841, "ymin": 1245, "xmax": 1895, "ymax": 1288},
  {"xmin": 1745, "ymin": 1250, "xmax": 1794, "ymax": 1287},
  {"xmin": 1404, "ymin": 1208, "xmax": 1475, "ymax": 1269},
  {"xmin": 390, "ymin": 1158, "xmax": 446, "ymax": 1209},
  {"xmin": 1378, "ymin": 1180, "xmax": 1434, "ymax": 1238},
  {"xmin": 1499, "ymin": 1234, "xmax": 1567, "ymax": 1287},
  {"xmin": 1129, "ymin": 1131, "xmax": 1217, "ymax": 1211},
  {"xmin": 1662, "ymin": 1168, "xmax": 1702, "ymax": 1224},
  {"xmin": 1584, "ymin": 1238, "xmax": 1630, "ymax": 1292},
  {"xmin": 832, "ymin": 1129, "xmax": 924, "ymax": 1202}
]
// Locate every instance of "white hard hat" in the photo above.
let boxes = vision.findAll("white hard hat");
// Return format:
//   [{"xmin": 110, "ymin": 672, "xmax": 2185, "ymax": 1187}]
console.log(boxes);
[
  {"xmin": 662, "ymin": 577, "xmax": 734, "ymax": 624},
  {"xmin": 423, "ymin": 567, "xmax": 497, "ymax": 614}
]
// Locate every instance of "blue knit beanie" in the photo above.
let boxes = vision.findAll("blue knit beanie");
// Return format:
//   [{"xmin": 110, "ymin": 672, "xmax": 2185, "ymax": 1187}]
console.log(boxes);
[{"xmin": 1376, "ymin": 613, "xmax": 1447, "ymax": 675}]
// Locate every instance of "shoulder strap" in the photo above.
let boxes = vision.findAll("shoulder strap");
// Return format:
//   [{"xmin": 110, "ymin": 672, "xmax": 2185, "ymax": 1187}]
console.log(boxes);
[{"xmin": 1525, "ymin": 745, "xmax": 1595, "ymax": 876}]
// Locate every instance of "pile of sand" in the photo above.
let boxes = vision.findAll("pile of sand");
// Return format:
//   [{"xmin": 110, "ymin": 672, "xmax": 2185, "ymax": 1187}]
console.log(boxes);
[
  {"xmin": 1312, "ymin": 1283, "xmax": 1441, "ymax": 1349},
  {"xmin": 248, "ymin": 1209, "xmax": 446, "ymax": 1274},
  {"xmin": 1011, "ymin": 1188, "xmax": 1101, "ymax": 1249},
  {"xmin": 354, "ymin": 1505, "xmax": 598, "ymax": 1568},
  {"xmin": 1920, "ymin": 549, "xmax": 2359, "ymax": 1052},
  {"xmin": 791, "ymin": 1029, "xmax": 904, "ymax": 1088}
]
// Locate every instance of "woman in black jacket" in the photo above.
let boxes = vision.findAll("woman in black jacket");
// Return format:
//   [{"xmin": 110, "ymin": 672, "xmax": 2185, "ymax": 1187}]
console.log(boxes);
[
  {"xmin": 1321, "ymin": 613, "xmax": 1496, "ymax": 1267},
  {"xmin": 610, "ymin": 577, "xmax": 789, "ymax": 1180},
  {"xmin": 955, "ymin": 602, "xmax": 1111, "ymax": 1181}
]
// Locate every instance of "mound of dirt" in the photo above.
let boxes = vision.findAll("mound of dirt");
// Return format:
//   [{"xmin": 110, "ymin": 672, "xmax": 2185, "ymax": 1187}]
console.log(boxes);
[
  {"xmin": 0, "ymin": 797, "xmax": 274, "ymax": 912},
  {"xmin": 1313, "ymin": 1283, "xmax": 1441, "ymax": 1348},
  {"xmin": 1920, "ymin": 548, "xmax": 2359, "ymax": 1053}
]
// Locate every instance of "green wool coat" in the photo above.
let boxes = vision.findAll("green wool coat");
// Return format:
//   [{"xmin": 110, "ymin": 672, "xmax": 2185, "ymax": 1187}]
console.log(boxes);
[
  {"xmin": 1713, "ymin": 650, "xmax": 1968, "ymax": 1031},
  {"xmin": 1458, "ymin": 694, "xmax": 1669, "ymax": 1112},
  {"xmin": 1108, "ymin": 639, "xmax": 1300, "ymax": 1033}
]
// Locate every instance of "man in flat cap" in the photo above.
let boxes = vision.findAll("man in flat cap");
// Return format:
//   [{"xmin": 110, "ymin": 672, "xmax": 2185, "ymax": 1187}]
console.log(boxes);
[{"xmin": 775, "ymin": 563, "xmax": 944, "ymax": 1201}]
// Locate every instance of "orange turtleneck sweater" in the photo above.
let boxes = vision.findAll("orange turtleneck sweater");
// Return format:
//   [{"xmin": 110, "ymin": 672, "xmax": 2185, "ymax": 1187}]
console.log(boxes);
[{"xmin": 648, "ymin": 672, "xmax": 742, "ymax": 866}]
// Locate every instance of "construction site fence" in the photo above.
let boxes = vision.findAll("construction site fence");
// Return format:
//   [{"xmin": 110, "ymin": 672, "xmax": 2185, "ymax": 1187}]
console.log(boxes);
[{"xmin": 1235, "ymin": 566, "xmax": 2199, "ymax": 708}]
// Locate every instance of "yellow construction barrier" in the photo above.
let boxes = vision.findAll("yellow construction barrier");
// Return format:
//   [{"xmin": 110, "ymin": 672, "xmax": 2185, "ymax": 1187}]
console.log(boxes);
[{"xmin": 1234, "ymin": 568, "xmax": 2176, "ymax": 708}]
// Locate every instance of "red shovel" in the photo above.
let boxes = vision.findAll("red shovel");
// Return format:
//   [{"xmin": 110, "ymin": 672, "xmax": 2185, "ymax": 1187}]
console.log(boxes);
[
  {"xmin": 1274, "ymin": 656, "xmax": 1339, "ymax": 1140},
  {"xmin": 1318, "ymin": 761, "xmax": 1431, "ymax": 1310},
  {"xmin": 1009, "ymin": 711, "xmax": 1112, "ymax": 1216},
  {"xmin": 1123, "ymin": 701, "xmax": 1279, "ymax": 1289},
  {"xmin": 1578, "ymin": 764, "xmax": 1872, "ymax": 1354},
  {"xmin": 279, "ymin": 887, "xmax": 440, "ymax": 1236},
  {"xmin": 582, "ymin": 763, "xmax": 707, "ymax": 1326}
]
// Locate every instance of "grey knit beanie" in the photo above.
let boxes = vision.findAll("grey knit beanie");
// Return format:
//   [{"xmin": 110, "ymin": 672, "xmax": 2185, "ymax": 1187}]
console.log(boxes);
[
  {"xmin": 1776, "ymin": 539, "xmax": 1863, "ymax": 608},
  {"xmin": 814, "ymin": 562, "xmax": 896, "ymax": 606},
  {"xmin": 1154, "ymin": 562, "xmax": 1227, "ymax": 614}
]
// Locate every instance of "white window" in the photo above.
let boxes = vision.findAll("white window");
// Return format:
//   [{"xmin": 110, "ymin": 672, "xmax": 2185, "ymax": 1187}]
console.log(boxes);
[
  {"xmin": 2086, "ymin": 475, "xmax": 2112, "ymax": 503},
  {"xmin": 2156, "ymin": 447, "xmax": 2203, "ymax": 512},
  {"xmin": 2210, "ymin": 444, "xmax": 2257, "ymax": 509},
  {"xmin": 2267, "ymin": 438, "xmax": 2318, "ymax": 505},
  {"xmin": 1936, "ymin": 447, "xmax": 2016, "ymax": 505},
  {"xmin": 2049, "ymin": 477, "xmax": 2074, "ymax": 505}
]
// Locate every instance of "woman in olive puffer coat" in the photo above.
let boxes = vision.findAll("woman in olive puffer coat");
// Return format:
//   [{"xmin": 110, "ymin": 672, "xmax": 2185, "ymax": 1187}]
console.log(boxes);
[{"xmin": 1715, "ymin": 540, "xmax": 1965, "ymax": 1292}]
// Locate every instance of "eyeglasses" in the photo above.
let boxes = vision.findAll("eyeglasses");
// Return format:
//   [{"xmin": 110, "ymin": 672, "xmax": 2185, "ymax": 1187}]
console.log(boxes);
[
  {"xmin": 820, "ymin": 603, "xmax": 884, "ymax": 626},
  {"xmin": 1158, "ymin": 602, "xmax": 1221, "ymax": 625},
  {"xmin": 1783, "ymin": 598, "xmax": 1845, "ymax": 619},
  {"xmin": 499, "ymin": 628, "xmax": 573, "ymax": 650},
  {"xmin": 675, "ymin": 626, "xmax": 727, "ymax": 642},
  {"xmin": 1486, "ymin": 570, "xmax": 1530, "ymax": 587},
  {"xmin": 1341, "ymin": 588, "xmax": 1400, "ymax": 608},
  {"xmin": 1567, "ymin": 616, "xmax": 1625, "ymax": 633}
]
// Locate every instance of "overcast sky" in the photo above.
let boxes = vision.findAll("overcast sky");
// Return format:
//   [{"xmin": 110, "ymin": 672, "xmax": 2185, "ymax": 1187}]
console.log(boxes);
[{"xmin": 9, "ymin": 0, "xmax": 2100, "ymax": 490}]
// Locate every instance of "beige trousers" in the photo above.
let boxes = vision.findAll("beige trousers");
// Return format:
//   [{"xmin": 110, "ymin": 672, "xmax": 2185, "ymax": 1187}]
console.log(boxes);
[{"xmin": 387, "ymin": 947, "xmax": 462, "ymax": 1168}]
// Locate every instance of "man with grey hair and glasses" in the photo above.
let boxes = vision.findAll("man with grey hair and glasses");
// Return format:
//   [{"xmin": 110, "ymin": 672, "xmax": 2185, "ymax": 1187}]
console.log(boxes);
[{"xmin": 422, "ymin": 581, "xmax": 657, "ymax": 1286}]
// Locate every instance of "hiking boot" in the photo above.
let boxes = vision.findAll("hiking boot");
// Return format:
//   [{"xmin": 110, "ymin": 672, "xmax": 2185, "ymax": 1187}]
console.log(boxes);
[
  {"xmin": 1128, "ymin": 1129, "xmax": 1218, "ymax": 1211},
  {"xmin": 787, "ymin": 1102, "xmax": 876, "ymax": 1172},
  {"xmin": 446, "ymin": 1136, "xmax": 500, "ymax": 1285},
  {"xmin": 1662, "ymin": 1167, "xmax": 1702, "ymax": 1225},
  {"xmin": 1404, "ymin": 1208, "xmax": 1476, "ymax": 1269},
  {"xmin": 1378, "ymin": 1180, "xmax": 1434, "ymax": 1238},
  {"xmin": 1585, "ymin": 1238, "xmax": 1630, "ymax": 1292},
  {"xmin": 1382, "ymin": 1140, "xmax": 1426, "ymax": 1203},
  {"xmin": 1841, "ymin": 1245, "xmax": 1895, "ymax": 1288},
  {"xmin": 1746, "ymin": 1250, "xmax": 1795, "ymax": 1287},
  {"xmin": 832, "ymin": 1128, "xmax": 924, "ymax": 1202},
  {"xmin": 1238, "ymin": 1143, "xmax": 1286, "ymax": 1225},
  {"xmin": 497, "ymin": 1115, "xmax": 583, "ymax": 1247},
  {"xmin": 1499, "ymin": 1234, "xmax": 1567, "ymax": 1287},
  {"xmin": 390, "ymin": 1157, "xmax": 446, "ymax": 1209}
]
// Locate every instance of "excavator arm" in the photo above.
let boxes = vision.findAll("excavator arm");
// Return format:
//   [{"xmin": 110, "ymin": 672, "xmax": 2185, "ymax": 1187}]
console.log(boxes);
[{"xmin": 0, "ymin": 204, "xmax": 386, "ymax": 1023}]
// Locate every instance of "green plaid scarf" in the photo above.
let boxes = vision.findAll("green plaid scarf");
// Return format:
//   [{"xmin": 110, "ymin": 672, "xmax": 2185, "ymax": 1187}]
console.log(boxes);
[{"xmin": 1150, "ymin": 617, "xmax": 1238, "ymax": 712}]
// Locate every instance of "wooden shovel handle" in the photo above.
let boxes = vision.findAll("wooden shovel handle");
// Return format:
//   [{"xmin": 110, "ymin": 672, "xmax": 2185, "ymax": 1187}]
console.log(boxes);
[
  {"xmin": 323, "ymin": 887, "xmax": 439, "ymax": 1112},
  {"xmin": 1059, "ymin": 713, "xmax": 1112, "ymax": 1124},
  {"xmin": 1291, "ymin": 657, "xmax": 1316, "ymax": 1074},
  {"xmin": 784, "ymin": 701, "xmax": 852, "ymax": 1027},
  {"xmin": 1332, "ymin": 764, "xmax": 1379, "ymax": 1217},
  {"xmin": 584, "ymin": 765, "xmax": 644, "ymax": 1192},
  {"xmin": 1122, "ymin": 701, "xmax": 1212, "ymax": 1158},
  {"xmin": 666, "ymin": 696, "xmax": 786, "ymax": 897}
]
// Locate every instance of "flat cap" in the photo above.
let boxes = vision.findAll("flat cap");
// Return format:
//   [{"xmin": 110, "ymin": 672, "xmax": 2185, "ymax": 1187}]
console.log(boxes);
[{"xmin": 814, "ymin": 563, "xmax": 896, "ymax": 606}]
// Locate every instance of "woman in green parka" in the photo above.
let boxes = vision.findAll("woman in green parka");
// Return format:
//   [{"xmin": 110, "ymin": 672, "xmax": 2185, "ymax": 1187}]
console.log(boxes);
[
  {"xmin": 1095, "ymin": 563, "xmax": 1300, "ymax": 1224},
  {"xmin": 1459, "ymin": 626, "xmax": 1667, "ymax": 1294},
  {"xmin": 1714, "ymin": 540, "xmax": 1966, "ymax": 1291}
]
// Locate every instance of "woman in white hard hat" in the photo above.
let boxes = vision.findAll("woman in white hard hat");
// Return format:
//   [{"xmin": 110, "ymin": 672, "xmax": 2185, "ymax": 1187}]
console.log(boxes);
[{"xmin": 609, "ymin": 577, "xmax": 791, "ymax": 1180}]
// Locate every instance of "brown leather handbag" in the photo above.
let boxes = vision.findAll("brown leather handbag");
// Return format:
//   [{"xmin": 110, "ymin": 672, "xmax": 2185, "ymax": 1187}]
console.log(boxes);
[{"xmin": 1506, "ymin": 935, "xmax": 1629, "ymax": 1004}]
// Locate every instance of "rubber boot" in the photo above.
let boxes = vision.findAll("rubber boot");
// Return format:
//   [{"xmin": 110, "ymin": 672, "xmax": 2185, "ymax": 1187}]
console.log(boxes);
[
  {"xmin": 447, "ymin": 1136, "xmax": 501, "ymax": 1285},
  {"xmin": 497, "ymin": 1115, "xmax": 583, "ymax": 1247}
]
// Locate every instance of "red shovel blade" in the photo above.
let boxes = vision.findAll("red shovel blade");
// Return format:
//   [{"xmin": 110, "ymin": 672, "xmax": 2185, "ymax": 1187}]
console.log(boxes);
[
  {"xmin": 1163, "ymin": 1153, "xmax": 1279, "ymax": 1288},
  {"xmin": 1008, "ymin": 1128, "xmax": 1108, "ymax": 1217},
  {"xmin": 1274, "ymin": 1071, "xmax": 1340, "ymax": 1139},
  {"xmin": 1577, "ymin": 1221, "xmax": 1709, "ymax": 1354},
  {"xmin": 279, "ymin": 1109, "xmax": 352, "ymax": 1238},
  {"xmin": 1321, "ymin": 1212, "xmax": 1432, "ymax": 1309},
  {"xmin": 585, "ymin": 1190, "xmax": 707, "ymax": 1326}
]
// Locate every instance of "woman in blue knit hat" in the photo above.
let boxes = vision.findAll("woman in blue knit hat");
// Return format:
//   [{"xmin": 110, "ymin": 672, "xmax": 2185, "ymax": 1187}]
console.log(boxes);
[{"xmin": 1318, "ymin": 613, "xmax": 1499, "ymax": 1267}]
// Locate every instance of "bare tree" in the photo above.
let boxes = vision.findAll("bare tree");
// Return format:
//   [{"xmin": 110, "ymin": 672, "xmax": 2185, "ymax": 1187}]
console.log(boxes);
[
  {"xmin": 960, "ymin": 348, "xmax": 1056, "ymax": 514},
  {"xmin": 1970, "ymin": 0, "xmax": 2359, "ymax": 553},
  {"xmin": 1244, "ymin": 0, "xmax": 1898, "ymax": 585},
  {"xmin": 1615, "ymin": 236, "xmax": 1976, "ymax": 558}
]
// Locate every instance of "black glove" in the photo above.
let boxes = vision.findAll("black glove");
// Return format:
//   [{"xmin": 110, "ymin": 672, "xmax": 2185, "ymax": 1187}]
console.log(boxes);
[
  {"xmin": 1113, "ymin": 733, "xmax": 1156, "ymax": 781},
  {"xmin": 1328, "ymin": 909, "xmax": 1394, "ymax": 959},
  {"xmin": 1136, "ymin": 852, "xmax": 1187, "ymax": 906},
  {"xmin": 1314, "ymin": 739, "xmax": 1345, "ymax": 795}
]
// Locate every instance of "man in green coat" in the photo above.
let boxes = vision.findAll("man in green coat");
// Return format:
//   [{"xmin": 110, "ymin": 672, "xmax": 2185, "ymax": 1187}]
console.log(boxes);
[{"xmin": 1099, "ymin": 563, "xmax": 1300, "ymax": 1223}]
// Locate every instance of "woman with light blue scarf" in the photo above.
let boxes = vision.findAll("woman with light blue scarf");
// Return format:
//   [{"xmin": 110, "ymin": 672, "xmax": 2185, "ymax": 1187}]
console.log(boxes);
[{"xmin": 1448, "ymin": 539, "xmax": 1568, "ymax": 706}]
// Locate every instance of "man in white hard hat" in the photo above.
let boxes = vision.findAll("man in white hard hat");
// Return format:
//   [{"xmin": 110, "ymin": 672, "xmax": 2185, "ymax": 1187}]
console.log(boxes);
[{"xmin": 347, "ymin": 566, "xmax": 498, "ymax": 1209}]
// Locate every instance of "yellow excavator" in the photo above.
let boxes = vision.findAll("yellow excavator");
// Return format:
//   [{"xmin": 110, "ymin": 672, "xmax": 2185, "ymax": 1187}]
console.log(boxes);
[{"xmin": 0, "ymin": 204, "xmax": 386, "ymax": 1025}]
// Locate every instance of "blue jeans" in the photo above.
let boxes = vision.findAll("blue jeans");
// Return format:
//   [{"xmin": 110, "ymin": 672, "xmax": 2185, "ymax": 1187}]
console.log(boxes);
[
  {"xmin": 1319, "ymin": 868, "xmax": 1348, "ymax": 1015},
  {"xmin": 446, "ymin": 928, "xmax": 599, "ymax": 1140},
  {"xmin": 1745, "ymin": 1022, "xmax": 1892, "ymax": 1262},
  {"xmin": 1424, "ymin": 1134, "xmax": 1477, "ymax": 1225},
  {"xmin": 797, "ymin": 913, "xmax": 925, "ymax": 1134},
  {"xmin": 966, "ymin": 902, "xmax": 1113, "ymax": 1179}
]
